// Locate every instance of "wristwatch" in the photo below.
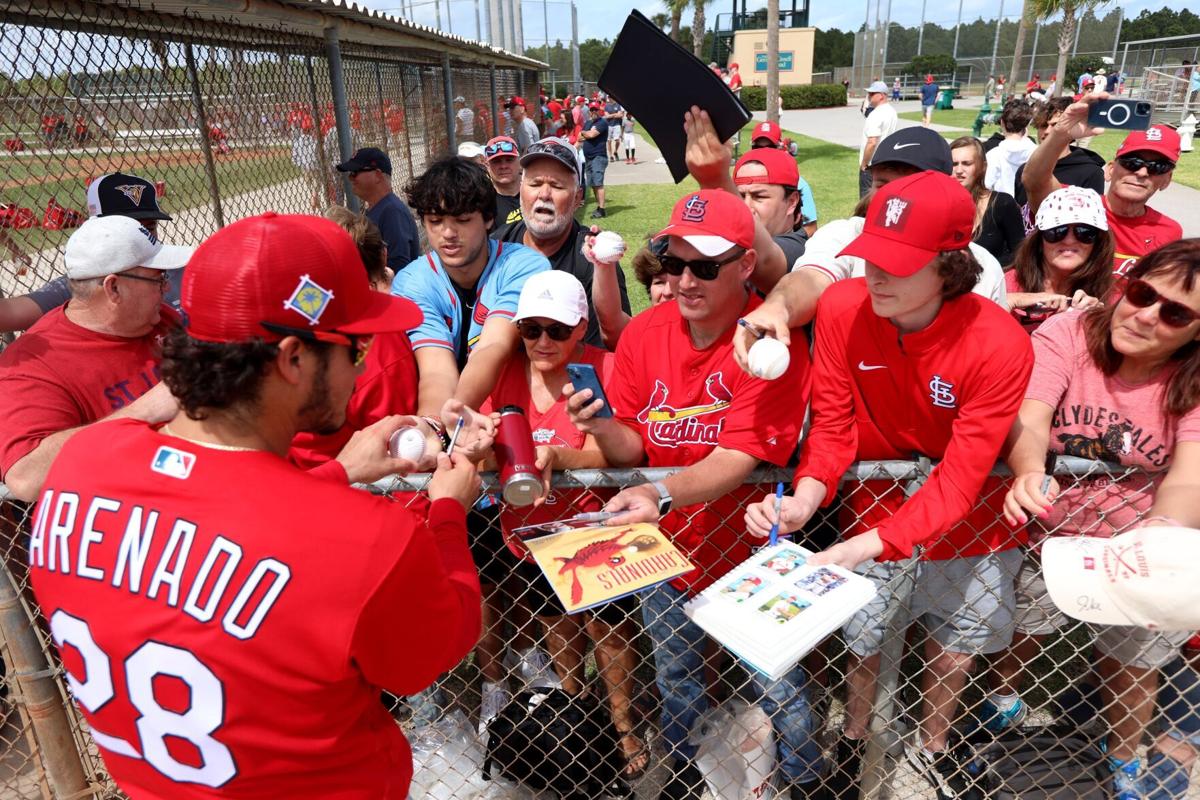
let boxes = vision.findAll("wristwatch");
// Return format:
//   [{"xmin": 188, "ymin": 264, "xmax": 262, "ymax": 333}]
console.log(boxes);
[{"xmin": 651, "ymin": 481, "xmax": 673, "ymax": 516}]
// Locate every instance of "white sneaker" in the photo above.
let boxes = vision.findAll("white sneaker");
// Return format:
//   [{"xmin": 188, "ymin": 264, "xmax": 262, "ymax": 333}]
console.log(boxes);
[
  {"xmin": 478, "ymin": 680, "xmax": 511, "ymax": 736},
  {"xmin": 515, "ymin": 647, "xmax": 562, "ymax": 690}
]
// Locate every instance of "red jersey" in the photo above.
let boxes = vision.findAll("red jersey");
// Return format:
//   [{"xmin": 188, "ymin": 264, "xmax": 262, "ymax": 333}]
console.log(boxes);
[
  {"xmin": 1105, "ymin": 195, "xmax": 1183, "ymax": 276},
  {"xmin": 795, "ymin": 280, "xmax": 1033, "ymax": 562},
  {"xmin": 289, "ymin": 332, "xmax": 419, "ymax": 468},
  {"xmin": 610, "ymin": 296, "xmax": 811, "ymax": 594},
  {"xmin": 29, "ymin": 419, "xmax": 479, "ymax": 799},
  {"xmin": 0, "ymin": 305, "xmax": 177, "ymax": 478},
  {"xmin": 484, "ymin": 346, "xmax": 613, "ymax": 561}
]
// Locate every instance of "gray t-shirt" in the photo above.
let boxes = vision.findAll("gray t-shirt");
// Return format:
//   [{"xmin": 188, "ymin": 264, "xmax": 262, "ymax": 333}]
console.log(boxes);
[
  {"xmin": 514, "ymin": 117, "xmax": 539, "ymax": 154},
  {"xmin": 774, "ymin": 230, "xmax": 808, "ymax": 271}
]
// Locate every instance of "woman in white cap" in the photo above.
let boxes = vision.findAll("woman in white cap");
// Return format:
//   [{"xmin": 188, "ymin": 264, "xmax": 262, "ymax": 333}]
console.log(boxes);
[
  {"xmin": 991, "ymin": 238, "xmax": 1200, "ymax": 799},
  {"xmin": 477, "ymin": 270, "xmax": 648, "ymax": 778},
  {"xmin": 1004, "ymin": 185, "xmax": 1114, "ymax": 333}
]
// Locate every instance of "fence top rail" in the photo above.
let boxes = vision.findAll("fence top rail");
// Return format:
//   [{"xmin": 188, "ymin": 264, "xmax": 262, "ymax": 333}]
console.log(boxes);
[{"xmin": 1121, "ymin": 32, "xmax": 1200, "ymax": 47}]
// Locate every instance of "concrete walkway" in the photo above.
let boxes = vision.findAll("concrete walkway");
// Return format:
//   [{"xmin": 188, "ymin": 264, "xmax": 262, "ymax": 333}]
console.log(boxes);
[{"xmin": 603, "ymin": 132, "xmax": 674, "ymax": 186}]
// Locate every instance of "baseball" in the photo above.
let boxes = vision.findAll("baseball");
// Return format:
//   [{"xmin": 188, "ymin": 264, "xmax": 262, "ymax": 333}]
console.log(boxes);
[
  {"xmin": 747, "ymin": 337, "xmax": 790, "ymax": 380},
  {"xmin": 591, "ymin": 230, "xmax": 626, "ymax": 263},
  {"xmin": 387, "ymin": 426, "xmax": 427, "ymax": 462}
]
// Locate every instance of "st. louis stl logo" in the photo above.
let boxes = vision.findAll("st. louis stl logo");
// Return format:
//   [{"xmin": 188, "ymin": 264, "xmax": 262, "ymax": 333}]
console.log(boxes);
[{"xmin": 928, "ymin": 375, "xmax": 956, "ymax": 409}]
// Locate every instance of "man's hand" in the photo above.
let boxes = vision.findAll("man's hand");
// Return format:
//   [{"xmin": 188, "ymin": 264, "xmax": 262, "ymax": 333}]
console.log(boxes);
[
  {"xmin": 335, "ymin": 415, "xmax": 422, "ymax": 484},
  {"xmin": 563, "ymin": 381, "xmax": 612, "ymax": 435},
  {"xmin": 427, "ymin": 451, "xmax": 481, "ymax": 511},
  {"xmin": 1051, "ymin": 92, "xmax": 1108, "ymax": 142},
  {"xmin": 532, "ymin": 445, "xmax": 556, "ymax": 507},
  {"xmin": 732, "ymin": 301, "xmax": 791, "ymax": 372},
  {"xmin": 1002, "ymin": 471, "xmax": 1059, "ymax": 527},
  {"xmin": 602, "ymin": 483, "xmax": 660, "ymax": 526},
  {"xmin": 441, "ymin": 399, "xmax": 495, "ymax": 463},
  {"xmin": 808, "ymin": 531, "xmax": 883, "ymax": 570},
  {"xmin": 744, "ymin": 479, "xmax": 826, "ymax": 540},
  {"xmin": 684, "ymin": 105, "xmax": 734, "ymax": 191}
]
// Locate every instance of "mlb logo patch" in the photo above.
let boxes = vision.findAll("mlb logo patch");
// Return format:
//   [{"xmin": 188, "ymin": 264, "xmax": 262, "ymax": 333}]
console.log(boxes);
[
  {"xmin": 151, "ymin": 446, "xmax": 196, "ymax": 480},
  {"xmin": 283, "ymin": 274, "xmax": 334, "ymax": 326}
]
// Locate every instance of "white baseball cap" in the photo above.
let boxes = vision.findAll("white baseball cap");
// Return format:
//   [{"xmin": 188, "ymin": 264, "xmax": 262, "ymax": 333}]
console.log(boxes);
[
  {"xmin": 64, "ymin": 215, "xmax": 193, "ymax": 280},
  {"xmin": 1042, "ymin": 526, "xmax": 1200, "ymax": 631},
  {"xmin": 515, "ymin": 270, "xmax": 588, "ymax": 326},
  {"xmin": 1035, "ymin": 186, "xmax": 1109, "ymax": 232},
  {"xmin": 457, "ymin": 141, "xmax": 485, "ymax": 159},
  {"xmin": 865, "ymin": 80, "xmax": 890, "ymax": 94}
]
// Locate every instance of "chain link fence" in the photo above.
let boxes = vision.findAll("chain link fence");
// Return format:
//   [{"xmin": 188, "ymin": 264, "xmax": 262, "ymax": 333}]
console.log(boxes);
[
  {"xmin": 2, "ymin": 457, "xmax": 1194, "ymax": 799},
  {"xmin": 0, "ymin": 1, "xmax": 539, "ymax": 315}
]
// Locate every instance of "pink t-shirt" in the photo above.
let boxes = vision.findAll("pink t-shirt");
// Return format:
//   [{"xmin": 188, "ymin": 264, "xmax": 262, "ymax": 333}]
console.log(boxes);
[{"xmin": 1026, "ymin": 310, "xmax": 1200, "ymax": 538}]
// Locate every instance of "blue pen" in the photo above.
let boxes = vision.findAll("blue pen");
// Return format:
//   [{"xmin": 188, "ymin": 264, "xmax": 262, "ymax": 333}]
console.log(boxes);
[{"xmin": 768, "ymin": 481, "xmax": 785, "ymax": 547}]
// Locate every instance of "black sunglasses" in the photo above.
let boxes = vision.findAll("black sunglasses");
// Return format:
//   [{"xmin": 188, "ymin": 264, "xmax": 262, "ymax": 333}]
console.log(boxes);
[
  {"xmin": 658, "ymin": 249, "xmax": 745, "ymax": 281},
  {"xmin": 517, "ymin": 320, "xmax": 575, "ymax": 341},
  {"xmin": 1041, "ymin": 224, "xmax": 1101, "ymax": 245},
  {"xmin": 1116, "ymin": 155, "xmax": 1175, "ymax": 176},
  {"xmin": 260, "ymin": 322, "xmax": 374, "ymax": 366},
  {"xmin": 1123, "ymin": 278, "xmax": 1200, "ymax": 329},
  {"xmin": 485, "ymin": 140, "xmax": 516, "ymax": 157}
]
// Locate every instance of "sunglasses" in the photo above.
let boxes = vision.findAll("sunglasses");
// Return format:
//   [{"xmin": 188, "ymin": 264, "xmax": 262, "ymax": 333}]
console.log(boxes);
[
  {"xmin": 485, "ymin": 140, "xmax": 516, "ymax": 157},
  {"xmin": 1041, "ymin": 224, "xmax": 1101, "ymax": 245},
  {"xmin": 116, "ymin": 271, "xmax": 169, "ymax": 289},
  {"xmin": 260, "ymin": 322, "xmax": 375, "ymax": 366},
  {"xmin": 1115, "ymin": 155, "xmax": 1175, "ymax": 176},
  {"xmin": 659, "ymin": 250, "xmax": 745, "ymax": 281},
  {"xmin": 517, "ymin": 320, "xmax": 575, "ymax": 341},
  {"xmin": 1123, "ymin": 278, "xmax": 1200, "ymax": 329}
]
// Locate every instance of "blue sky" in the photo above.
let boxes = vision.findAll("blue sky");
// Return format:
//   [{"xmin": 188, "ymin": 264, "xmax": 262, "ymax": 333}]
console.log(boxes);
[{"xmin": 360, "ymin": 0, "xmax": 1197, "ymax": 45}]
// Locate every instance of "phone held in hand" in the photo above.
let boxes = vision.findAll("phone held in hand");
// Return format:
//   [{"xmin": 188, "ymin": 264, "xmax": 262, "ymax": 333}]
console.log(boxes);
[
  {"xmin": 566, "ymin": 362, "xmax": 614, "ymax": 419},
  {"xmin": 1086, "ymin": 99, "xmax": 1153, "ymax": 131}
]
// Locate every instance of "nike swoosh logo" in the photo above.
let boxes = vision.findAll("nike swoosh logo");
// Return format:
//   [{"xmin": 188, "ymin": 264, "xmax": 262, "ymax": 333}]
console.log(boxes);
[
  {"xmin": 892, "ymin": 143, "xmax": 920, "ymax": 150},
  {"xmin": 858, "ymin": 361, "xmax": 886, "ymax": 371}
]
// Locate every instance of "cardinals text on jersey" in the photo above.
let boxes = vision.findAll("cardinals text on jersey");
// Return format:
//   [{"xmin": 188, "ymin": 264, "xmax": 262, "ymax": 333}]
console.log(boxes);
[{"xmin": 636, "ymin": 372, "xmax": 733, "ymax": 448}]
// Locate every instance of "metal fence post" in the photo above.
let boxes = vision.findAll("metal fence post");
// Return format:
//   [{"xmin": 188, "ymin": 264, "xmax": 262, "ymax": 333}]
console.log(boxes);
[
  {"xmin": 443, "ymin": 52, "xmax": 458, "ymax": 152},
  {"xmin": 324, "ymin": 24, "xmax": 360, "ymax": 212},
  {"xmin": 184, "ymin": 42, "xmax": 225, "ymax": 229},
  {"xmin": 490, "ymin": 63, "xmax": 500, "ymax": 140},
  {"xmin": 304, "ymin": 55, "xmax": 333, "ymax": 208}
]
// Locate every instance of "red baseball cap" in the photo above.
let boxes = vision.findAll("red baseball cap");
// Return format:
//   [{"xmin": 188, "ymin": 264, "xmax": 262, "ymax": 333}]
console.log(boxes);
[
  {"xmin": 750, "ymin": 121, "xmax": 781, "ymax": 145},
  {"xmin": 1116, "ymin": 125, "xmax": 1181, "ymax": 162},
  {"xmin": 655, "ymin": 189, "xmax": 755, "ymax": 257},
  {"xmin": 505, "ymin": 95, "xmax": 526, "ymax": 109},
  {"xmin": 734, "ymin": 147, "xmax": 799, "ymax": 187},
  {"xmin": 182, "ymin": 212, "xmax": 422, "ymax": 343},
  {"xmin": 484, "ymin": 136, "xmax": 518, "ymax": 160},
  {"xmin": 839, "ymin": 171, "xmax": 974, "ymax": 276}
]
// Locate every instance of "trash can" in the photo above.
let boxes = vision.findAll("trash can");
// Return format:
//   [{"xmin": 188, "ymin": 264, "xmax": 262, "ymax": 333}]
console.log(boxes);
[{"xmin": 936, "ymin": 87, "xmax": 955, "ymax": 110}]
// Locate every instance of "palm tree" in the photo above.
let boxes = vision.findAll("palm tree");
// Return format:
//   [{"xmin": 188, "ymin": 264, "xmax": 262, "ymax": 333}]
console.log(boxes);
[
  {"xmin": 651, "ymin": 12, "xmax": 670, "ymax": 30},
  {"xmin": 1029, "ymin": 0, "xmax": 1109, "ymax": 96},
  {"xmin": 692, "ymin": 0, "xmax": 709, "ymax": 59},
  {"xmin": 1010, "ymin": 0, "xmax": 1031, "ymax": 87},
  {"xmin": 767, "ymin": 0, "xmax": 780, "ymax": 123},
  {"xmin": 668, "ymin": 0, "xmax": 689, "ymax": 44}
]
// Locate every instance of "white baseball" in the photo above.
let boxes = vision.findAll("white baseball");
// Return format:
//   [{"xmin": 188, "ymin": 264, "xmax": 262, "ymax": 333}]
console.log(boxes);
[
  {"xmin": 387, "ymin": 426, "xmax": 427, "ymax": 461},
  {"xmin": 747, "ymin": 337, "xmax": 790, "ymax": 380},
  {"xmin": 591, "ymin": 230, "xmax": 626, "ymax": 263}
]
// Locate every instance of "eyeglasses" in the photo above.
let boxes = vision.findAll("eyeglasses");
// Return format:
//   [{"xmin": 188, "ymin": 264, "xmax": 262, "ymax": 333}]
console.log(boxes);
[
  {"xmin": 1041, "ymin": 224, "xmax": 1101, "ymax": 245},
  {"xmin": 658, "ymin": 249, "xmax": 745, "ymax": 281},
  {"xmin": 1123, "ymin": 278, "xmax": 1200, "ymax": 328},
  {"xmin": 1115, "ymin": 155, "xmax": 1175, "ymax": 176},
  {"xmin": 260, "ymin": 322, "xmax": 375, "ymax": 366},
  {"xmin": 517, "ymin": 320, "xmax": 575, "ymax": 341},
  {"xmin": 116, "ymin": 271, "xmax": 169, "ymax": 289},
  {"xmin": 484, "ymin": 140, "xmax": 516, "ymax": 158}
]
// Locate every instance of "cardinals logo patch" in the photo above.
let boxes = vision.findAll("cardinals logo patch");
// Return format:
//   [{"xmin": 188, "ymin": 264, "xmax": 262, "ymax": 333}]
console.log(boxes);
[
  {"xmin": 637, "ymin": 373, "xmax": 732, "ymax": 448},
  {"xmin": 115, "ymin": 184, "xmax": 146, "ymax": 205},
  {"xmin": 284, "ymin": 275, "xmax": 334, "ymax": 326},
  {"xmin": 681, "ymin": 195, "xmax": 708, "ymax": 223}
]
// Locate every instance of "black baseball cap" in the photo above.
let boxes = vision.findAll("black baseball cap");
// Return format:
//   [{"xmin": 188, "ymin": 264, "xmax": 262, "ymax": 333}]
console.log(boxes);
[
  {"xmin": 520, "ymin": 137, "xmax": 584, "ymax": 186},
  {"xmin": 86, "ymin": 173, "xmax": 171, "ymax": 221},
  {"xmin": 335, "ymin": 147, "xmax": 392, "ymax": 176},
  {"xmin": 868, "ymin": 127, "xmax": 953, "ymax": 175}
]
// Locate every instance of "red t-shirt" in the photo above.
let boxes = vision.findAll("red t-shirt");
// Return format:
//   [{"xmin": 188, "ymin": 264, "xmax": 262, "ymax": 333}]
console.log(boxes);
[
  {"xmin": 484, "ymin": 346, "xmax": 613, "ymax": 561},
  {"xmin": 1105, "ymin": 195, "xmax": 1183, "ymax": 276},
  {"xmin": 795, "ymin": 280, "xmax": 1034, "ymax": 562},
  {"xmin": 610, "ymin": 296, "xmax": 811, "ymax": 594},
  {"xmin": 289, "ymin": 332, "xmax": 419, "ymax": 468},
  {"xmin": 0, "ymin": 305, "xmax": 178, "ymax": 478},
  {"xmin": 29, "ymin": 419, "xmax": 480, "ymax": 799}
]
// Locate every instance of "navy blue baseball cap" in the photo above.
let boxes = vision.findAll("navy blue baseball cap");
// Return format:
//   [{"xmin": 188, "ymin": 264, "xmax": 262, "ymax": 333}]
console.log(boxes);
[{"xmin": 336, "ymin": 147, "xmax": 392, "ymax": 176}]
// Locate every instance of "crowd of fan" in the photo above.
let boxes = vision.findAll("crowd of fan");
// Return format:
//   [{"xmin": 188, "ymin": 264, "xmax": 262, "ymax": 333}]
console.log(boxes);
[{"xmin": 2, "ymin": 82, "xmax": 1200, "ymax": 800}]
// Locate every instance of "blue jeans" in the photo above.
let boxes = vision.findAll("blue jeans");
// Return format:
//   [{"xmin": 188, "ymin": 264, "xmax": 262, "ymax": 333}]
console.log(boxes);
[{"xmin": 642, "ymin": 583, "xmax": 824, "ymax": 784}]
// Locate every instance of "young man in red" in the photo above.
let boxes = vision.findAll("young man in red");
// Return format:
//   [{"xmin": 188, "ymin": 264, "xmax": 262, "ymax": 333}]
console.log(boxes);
[
  {"xmin": 1022, "ymin": 93, "xmax": 1182, "ymax": 276},
  {"xmin": 28, "ymin": 213, "xmax": 482, "ymax": 799},
  {"xmin": 746, "ymin": 171, "xmax": 1034, "ymax": 800},
  {"xmin": 566, "ymin": 190, "xmax": 824, "ymax": 800}
]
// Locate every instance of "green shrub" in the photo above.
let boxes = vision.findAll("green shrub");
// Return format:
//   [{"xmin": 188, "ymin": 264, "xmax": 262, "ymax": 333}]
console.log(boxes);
[
  {"xmin": 908, "ymin": 54, "xmax": 957, "ymax": 79},
  {"xmin": 740, "ymin": 83, "xmax": 846, "ymax": 111}
]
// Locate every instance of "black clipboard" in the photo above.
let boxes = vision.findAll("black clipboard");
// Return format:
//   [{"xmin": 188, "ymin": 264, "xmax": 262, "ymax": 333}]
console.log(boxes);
[{"xmin": 598, "ymin": 10, "xmax": 751, "ymax": 183}]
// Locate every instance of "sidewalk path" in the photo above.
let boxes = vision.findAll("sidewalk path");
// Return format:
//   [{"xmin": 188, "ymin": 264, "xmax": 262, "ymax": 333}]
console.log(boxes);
[
  {"xmin": 603, "ymin": 132, "xmax": 674, "ymax": 186},
  {"xmin": 754, "ymin": 104, "xmax": 1200, "ymax": 237}
]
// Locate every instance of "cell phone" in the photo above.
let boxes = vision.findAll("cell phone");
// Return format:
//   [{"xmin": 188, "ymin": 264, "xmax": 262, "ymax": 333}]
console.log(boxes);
[
  {"xmin": 566, "ymin": 363, "xmax": 613, "ymax": 419},
  {"xmin": 1086, "ymin": 99, "xmax": 1152, "ymax": 131}
]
